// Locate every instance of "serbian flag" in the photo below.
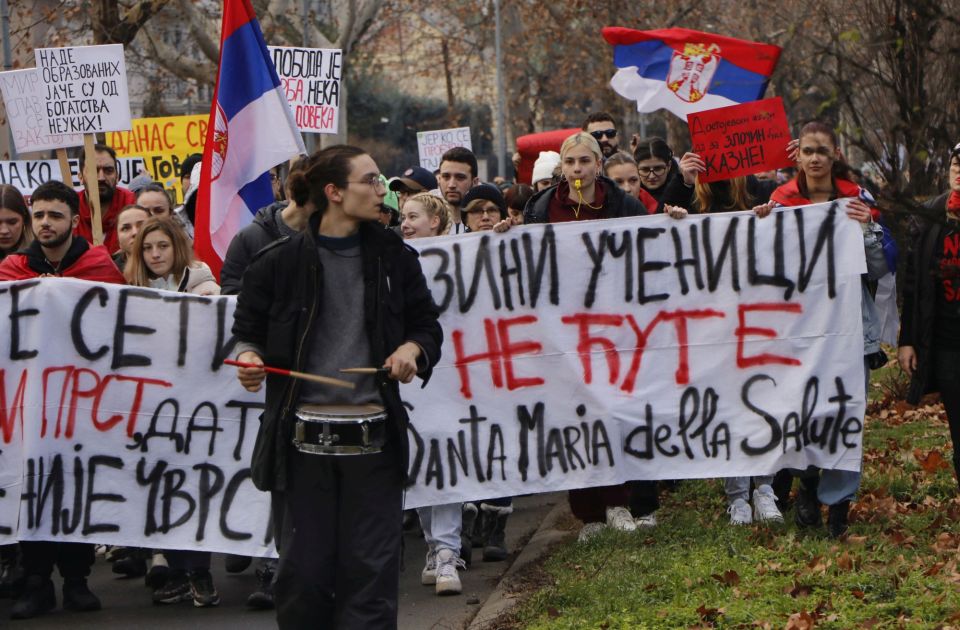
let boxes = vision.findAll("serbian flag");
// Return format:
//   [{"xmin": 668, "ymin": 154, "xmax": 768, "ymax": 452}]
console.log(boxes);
[
  {"xmin": 603, "ymin": 27, "xmax": 781, "ymax": 120},
  {"xmin": 194, "ymin": 0, "xmax": 306, "ymax": 278}
]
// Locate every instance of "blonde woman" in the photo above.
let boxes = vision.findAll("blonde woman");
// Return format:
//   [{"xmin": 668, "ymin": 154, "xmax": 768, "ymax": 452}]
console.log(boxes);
[
  {"xmin": 125, "ymin": 217, "xmax": 219, "ymax": 295},
  {"xmin": 401, "ymin": 192, "xmax": 452, "ymax": 238}
]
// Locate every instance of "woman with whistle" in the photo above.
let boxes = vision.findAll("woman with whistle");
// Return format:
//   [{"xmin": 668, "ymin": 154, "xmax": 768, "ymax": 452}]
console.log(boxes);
[{"xmin": 231, "ymin": 144, "xmax": 442, "ymax": 629}]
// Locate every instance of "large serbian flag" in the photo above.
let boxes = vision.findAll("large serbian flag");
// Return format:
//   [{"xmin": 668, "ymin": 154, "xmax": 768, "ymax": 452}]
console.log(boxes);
[
  {"xmin": 194, "ymin": 0, "xmax": 306, "ymax": 278},
  {"xmin": 603, "ymin": 27, "xmax": 781, "ymax": 120}
]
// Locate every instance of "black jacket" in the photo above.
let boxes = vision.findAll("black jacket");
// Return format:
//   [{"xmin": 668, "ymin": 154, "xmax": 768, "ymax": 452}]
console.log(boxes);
[
  {"xmin": 232, "ymin": 215, "xmax": 443, "ymax": 492},
  {"xmin": 899, "ymin": 192, "xmax": 950, "ymax": 404},
  {"xmin": 220, "ymin": 201, "xmax": 288, "ymax": 296},
  {"xmin": 523, "ymin": 175, "xmax": 648, "ymax": 224}
]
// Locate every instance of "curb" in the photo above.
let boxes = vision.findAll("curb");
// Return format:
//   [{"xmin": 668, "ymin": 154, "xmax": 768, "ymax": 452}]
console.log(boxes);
[{"xmin": 466, "ymin": 500, "xmax": 572, "ymax": 630}]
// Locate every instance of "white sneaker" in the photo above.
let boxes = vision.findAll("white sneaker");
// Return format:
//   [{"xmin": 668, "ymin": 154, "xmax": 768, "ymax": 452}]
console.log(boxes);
[
  {"xmin": 752, "ymin": 485, "xmax": 784, "ymax": 523},
  {"xmin": 634, "ymin": 512, "xmax": 657, "ymax": 528},
  {"xmin": 421, "ymin": 548, "xmax": 437, "ymax": 586},
  {"xmin": 605, "ymin": 506, "xmax": 637, "ymax": 532},
  {"xmin": 434, "ymin": 548, "xmax": 464, "ymax": 596},
  {"xmin": 728, "ymin": 498, "xmax": 752, "ymax": 525},
  {"xmin": 577, "ymin": 522, "xmax": 607, "ymax": 543}
]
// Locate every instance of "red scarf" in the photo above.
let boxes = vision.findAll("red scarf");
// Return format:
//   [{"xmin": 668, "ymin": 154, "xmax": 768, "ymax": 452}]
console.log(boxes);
[{"xmin": 947, "ymin": 191, "xmax": 960, "ymax": 217}]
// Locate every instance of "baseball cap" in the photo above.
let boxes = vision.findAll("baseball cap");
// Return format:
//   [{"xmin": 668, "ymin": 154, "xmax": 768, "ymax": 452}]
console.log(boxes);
[{"xmin": 389, "ymin": 166, "xmax": 436, "ymax": 193}]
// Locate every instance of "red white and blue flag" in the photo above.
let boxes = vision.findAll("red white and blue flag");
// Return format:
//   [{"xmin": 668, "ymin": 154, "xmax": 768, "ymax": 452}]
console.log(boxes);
[
  {"xmin": 195, "ymin": 0, "xmax": 306, "ymax": 278},
  {"xmin": 603, "ymin": 27, "xmax": 781, "ymax": 120}
]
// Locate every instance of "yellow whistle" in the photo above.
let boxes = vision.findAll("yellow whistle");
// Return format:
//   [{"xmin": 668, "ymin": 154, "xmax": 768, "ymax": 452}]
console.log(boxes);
[{"xmin": 575, "ymin": 178, "xmax": 582, "ymax": 190}]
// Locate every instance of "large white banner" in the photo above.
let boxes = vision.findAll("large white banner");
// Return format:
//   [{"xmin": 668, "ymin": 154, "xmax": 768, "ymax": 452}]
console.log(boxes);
[
  {"xmin": 0, "ymin": 203, "xmax": 867, "ymax": 556},
  {"xmin": 0, "ymin": 157, "xmax": 147, "ymax": 194}
]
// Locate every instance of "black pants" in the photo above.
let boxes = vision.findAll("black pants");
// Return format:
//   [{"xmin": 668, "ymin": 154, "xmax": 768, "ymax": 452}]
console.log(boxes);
[
  {"xmin": 274, "ymin": 447, "xmax": 402, "ymax": 630},
  {"xmin": 934, "ymin": 349, "xmax": 960, "ymax": 479},
  {"xmin": 20, "ymin": 541, "xmax": 94, "ymax": 580}
]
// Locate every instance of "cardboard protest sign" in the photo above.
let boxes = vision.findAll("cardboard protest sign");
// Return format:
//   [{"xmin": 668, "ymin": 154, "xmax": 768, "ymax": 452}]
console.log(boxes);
[
  {"xmin": 0, "ymin": 157, "xmax": 146, "ymax": 195},
  {"xmin": 687, "ymin": 97, "xmax": 793, "ymax": 183},
  {"xmin": 106, "ymin": 115, "xmax": 207, "ymax": 202},
  {"xmin": 268, "ymin": 46, "xmax": 341, "ymax": 134},
  {"xmin": 0, "ymin": 69, "xmax": 84, "ymax": 154},
  {"xmin": 0, "ymin": 203, "xmax": 867, "ymax": 555},
  {"xmin": 417, "ymin": 127, "xmax": 472, "ymax": 171},
  {"xmin": 33, "ymin": 44, "xmax": 131, "ymax": 135}
]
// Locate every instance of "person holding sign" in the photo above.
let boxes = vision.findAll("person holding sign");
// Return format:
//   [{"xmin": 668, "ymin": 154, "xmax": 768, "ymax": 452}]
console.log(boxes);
[
  {"xmin": 232, "ymin": 145, "xmax": 442, "ymax": 628},
  {"xmin": 757, "ymin": 121, "xmax": 890, "ymax": 538},
  {"xmin": 898, "ymin": 142, "xmax": 960, "ymax": 488},
  {"xmin": 522, "ymin": 131, "xmax": 655, "ymax": 540},
  {"xmin": 76, "ymin": 144, "xmax": 136, "ymax": 253},
  {"xmin": 0, "ymin": 185, "xmax": 31, "ymax": 260},
  {"xmin": 0, "ymin": 180, "xmax": 122, "ymax": 620}
]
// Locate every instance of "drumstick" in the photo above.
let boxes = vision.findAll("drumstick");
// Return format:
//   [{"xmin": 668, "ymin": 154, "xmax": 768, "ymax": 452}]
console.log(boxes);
[
  {"xmin": 224, "ymin": 359, "xmax": 355, "ymax": 390},
  {"xmin": 339, "ymin": 367, "xmax": 389, "ymax": 375}
]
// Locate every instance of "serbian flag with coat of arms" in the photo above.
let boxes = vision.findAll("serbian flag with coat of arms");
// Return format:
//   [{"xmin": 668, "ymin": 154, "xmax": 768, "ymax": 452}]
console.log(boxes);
[
  {"xmin": 194, "ymin": 0, "xmax": 306, "ymax": 278},
  {"xmin": 603, "ymin": 27, "xmax": 781, "ymax": 120}
]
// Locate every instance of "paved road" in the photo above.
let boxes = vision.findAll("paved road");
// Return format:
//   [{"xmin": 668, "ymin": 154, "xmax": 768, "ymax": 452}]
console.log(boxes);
[{"xmin": 1, "ymin": 493, "xmax": 559, "ymax": 629}]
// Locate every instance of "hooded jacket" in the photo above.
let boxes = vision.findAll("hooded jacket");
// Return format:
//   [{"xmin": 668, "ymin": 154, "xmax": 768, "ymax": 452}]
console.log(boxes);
[
  {"xmin": 220, "ymin": 201, "xmax": 289, "ymax": 296},
  {"xmin": 0, "ymin": 236, "xmax": 124, "ymax": 283}
]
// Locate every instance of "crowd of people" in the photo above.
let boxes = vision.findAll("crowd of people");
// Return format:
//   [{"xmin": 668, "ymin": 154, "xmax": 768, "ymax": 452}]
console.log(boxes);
[{"xmin": 0, "ymin": 109, "xmax": 956, "ymax": 630}]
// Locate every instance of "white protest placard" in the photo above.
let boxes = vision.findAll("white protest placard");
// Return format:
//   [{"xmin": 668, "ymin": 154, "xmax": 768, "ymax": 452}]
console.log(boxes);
[
  {"xmin": 0, "ymin": 69, "xmax": 84, "ymax": 154},
  {"xmin": 0, "ymin": 157, "xmax": 147, "ymax": 195},
  {"xmin": 0, "ymin": 203, "xmax": 868, "ymax": 555},
  {"xmin": 34, "ymin": 44, "xmax": 132, "ymax": 135},
  {"xmin": 417, "ymin": 126, "xmax": 472, "ymax": 171},
  {"xmin": 268, "ymin": 46, "xmax": 341, "ymax": 134}
]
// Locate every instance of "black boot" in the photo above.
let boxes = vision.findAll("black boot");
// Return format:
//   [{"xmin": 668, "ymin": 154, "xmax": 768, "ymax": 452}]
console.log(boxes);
[
  {"xmin": 827, "ymin": 501, "xmax": 851, "ymax": 539},
  {"xmin": 246, "ymin": 561, "xmax": 275, "ymax": 610},
  {"xmin": 10, "ymin": 575, "xmax": 55, "ymax": 620},
  {"xmin": 0, "ymin": 545, "xmax": 25, "ymax": 600},
  {"xmin": 460, "ymin": 503, "xmax": 478, "ymax": 567},
  {"xmin": 481, "ymin": 505, "xmax": 511, "ymax": 562},
  {"xmin": 62, "ymin": 577, "xmax": 101, "ymax": 612},
  {"xmin": 794, "ymin": 478, "xmax": 822, "ymax": 528}
]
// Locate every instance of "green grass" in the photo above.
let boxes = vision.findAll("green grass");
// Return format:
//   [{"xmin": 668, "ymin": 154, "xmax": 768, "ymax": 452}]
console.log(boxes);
[{"xmin": 509, "ymin": 369, "xmax": 960, "ymax": 629}]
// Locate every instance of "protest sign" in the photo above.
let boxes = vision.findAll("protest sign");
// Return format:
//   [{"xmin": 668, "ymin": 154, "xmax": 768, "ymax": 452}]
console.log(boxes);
[
  {"xmin": 0, "ymin": 69, "xmax": 84, "ymax": 154},
  {"xmin": 107, "ymin": 115, "xmax": 207, "ymax": 202},
  {"xmin": 417, "ymin": 127, "xmax": 472, "ymax": 171},
  {"xmin": 268, "ymin": 46, "xmax": 341, "ymax": 134},
  {"xmin": 34, "ymin": 44, "xmax": 132, "ymax": 135},
  {"xmin": 687, "ymin": 97, "xmax": 793, "ymax": 183},
  {"xmin": 0, "ymin": 157, "xmax": 146, "ymax": 195},
  {"xmin": 0, "ymin": 203, "xmax": 867, "ymax": 555}
]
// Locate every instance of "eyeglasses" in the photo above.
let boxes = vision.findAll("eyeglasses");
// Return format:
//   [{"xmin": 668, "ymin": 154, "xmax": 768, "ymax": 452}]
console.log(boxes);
[
  {"xmin": 347, "ymin": 175, "xmax": 386, "ymax": 191},
  {"xmin": 638, "ymin": 165, "xmax": 667, "ymax": 177},
  {"xmin": 589, "ymin": 129, "xmax": 617, "ymax": 140},
  {"xmin": 465, "ymin": 206, "xmax": 500, "ymax": 218}
]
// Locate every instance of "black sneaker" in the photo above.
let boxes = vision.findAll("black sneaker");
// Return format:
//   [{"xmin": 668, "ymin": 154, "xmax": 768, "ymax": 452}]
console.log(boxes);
[
  {"xmin": 224, "ymin": 554, "xmax": 252, "ymax": 574},
  {"xmin": 152, "ymin": 571, "xmax": 191, "ymax": 605},
  {"xmin": 0, "ymin": 550, "xmax": 25, "ymax": 600},
  {"xmin": 827, "ymin": 501, "xmax": 851, "ymax": 539},
  {"xmin": 112, "ymin": 554, "xmax": 147, "ymax": 578},
  {"xmin": 10, "ymin": 575, "xmax": 55, "ymax": 620},
  {"xmin": 145, "ymin": 553, "xmax": 170, "ymax": 590},
  {"xmin": 794, "ymin": 485, "xmax": 822, "ymax": 528},
  {"xmin": 246, "ymin": 563, "xmax": 275, "ymax": 610},
  {"xmin": 189, "ymin": 570, "xmax": 220, "ymax": 608},
  {"xmin": 62, "ymin": 578, "xmax": 101, "ymax": 612}
]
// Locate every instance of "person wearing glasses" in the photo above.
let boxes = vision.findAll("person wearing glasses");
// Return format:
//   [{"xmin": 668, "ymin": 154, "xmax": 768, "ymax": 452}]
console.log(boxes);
[
  {"xmin": 462, "ymin": 184, "xmax": 511, "ymax": 233},
  {"xmin": 632, "ymin": 136, "xmax": 687, "ymax": 206},
  {"xmin": 76, "ymin": 143, "xmax": 137, "ymax": 253},
  {"xmin": 582, "ymin": 112, "xmax": 620, "ymax": 159},
  {"xmin": 232, "ymin": 145, "xmax": 442, "ymax": 628}
]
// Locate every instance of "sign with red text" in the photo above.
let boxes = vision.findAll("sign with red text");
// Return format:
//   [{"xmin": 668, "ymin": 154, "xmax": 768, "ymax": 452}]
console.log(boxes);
[
  {"xmin": 34, "ymin": 44, "xmax": 131, "ymax": 134},
  {"xmin": 0, "ymin": 69, "xmax": 84, "ymax": 154},
  {"xmin": 106, "ymin": 115, "xmax": 207, "ymax": 202},
  {"xmin": 0, "ymin": 203, "xmax": 866, "ymax": 554},
  {"xmin": 268, "ymin": 46, "xmax": 341, "ymax": 134},
  {"xmin": 417, "ymin": 127, "xmax": 472, "ymax": 171},
  {"xmin": 687, "ymin": 97, "xmax": 792, "ymax": 183}
]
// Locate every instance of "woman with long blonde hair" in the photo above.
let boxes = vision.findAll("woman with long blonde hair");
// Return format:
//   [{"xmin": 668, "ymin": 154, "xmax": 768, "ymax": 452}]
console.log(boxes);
[{"xmin": 125, "ymin": 217, "xmax": 219, "ymax": 295}]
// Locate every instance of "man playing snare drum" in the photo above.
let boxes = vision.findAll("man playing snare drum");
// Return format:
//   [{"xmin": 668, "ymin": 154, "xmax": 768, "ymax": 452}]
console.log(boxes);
[{"xmin": 232, "ymin": 145, "xmax": 442, "ymax": 629}]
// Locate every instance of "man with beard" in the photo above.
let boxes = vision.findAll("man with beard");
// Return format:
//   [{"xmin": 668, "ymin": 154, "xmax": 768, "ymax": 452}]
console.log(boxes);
[
  {"xmin": 437, "ymin": 147, "xmax": 479, "ymax": 234},
  {"xmin": 75, "ymin": 143, "xmax": 137, "ymax": 253},
  {"xmin": 0, "ymin": 180, "xmax": 123, "ymax": 620},
  {"xmin": 582, "ymin": 112, "xmax": 620, "ymax": 160}
]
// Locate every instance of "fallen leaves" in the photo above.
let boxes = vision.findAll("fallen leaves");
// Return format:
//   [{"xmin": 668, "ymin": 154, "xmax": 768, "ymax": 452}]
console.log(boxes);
[
  {"xmin": 711, "ymin": 569, "xmax": 740, "ymax": 587},
  {"xmin": 784, "ymin": 611, "xmax": 816, "ymax": 629},
  {"xmin": 914, "ymin": 448, "xmax": 951, "ymax": 473}
]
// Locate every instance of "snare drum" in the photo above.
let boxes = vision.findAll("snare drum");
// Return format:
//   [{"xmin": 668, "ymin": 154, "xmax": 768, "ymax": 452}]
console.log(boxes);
[{"xmin": 293, "ymin": 404, "xmax": 387, "ymax": 455}]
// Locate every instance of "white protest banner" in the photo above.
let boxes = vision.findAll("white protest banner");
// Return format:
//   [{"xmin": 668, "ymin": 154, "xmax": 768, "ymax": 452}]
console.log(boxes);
[
  {"xmin": 0, "ymin": 203, "xmax": 867, "ymax": 554},
  {"xmin": 268, "ymin": 46, "xmax": 341, "ymax": 134},
  {"xmin": 0, "ymin": 69, "xmax": 84, "ymax": 154},
  {"xmin": 34, "ymin": 44, "xmax": 132, "ymax": 135},
  {"xmin": 417, "ymin": 127, "xmax": 472, "ymax": 171},
  {"xmin": 0, "ymin": 157, "xmax": 147, "ymax": 195}
]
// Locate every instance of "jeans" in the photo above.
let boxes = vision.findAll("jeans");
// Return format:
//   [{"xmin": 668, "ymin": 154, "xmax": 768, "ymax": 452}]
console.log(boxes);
[
  {"xmin": 417, "ymin": 503, "xmax": 462, "ymax": 552},
  {"xmin": 724, "ymin": 475, "xmax": 775, "ymax": 504}
]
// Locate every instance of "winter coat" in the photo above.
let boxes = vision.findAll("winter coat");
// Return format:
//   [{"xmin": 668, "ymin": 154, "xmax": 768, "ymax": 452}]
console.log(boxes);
[
  {"xmin": 220, "ymin": 201, "xmax": 288, "ymax": 296},
  {"xmin": 232, "ymin": 216, "xmax": 443, "ymax": 493},
  {"xmin": 0, "ymin": 237, "xmax": 125, "ymax": 283},
  {"xmin": 523, "ymin": 175, "xmax": 651, "ymax": 224},
  {"xmin": 148, "ymin": 261, "xmax": 221, "ymax": 295}
]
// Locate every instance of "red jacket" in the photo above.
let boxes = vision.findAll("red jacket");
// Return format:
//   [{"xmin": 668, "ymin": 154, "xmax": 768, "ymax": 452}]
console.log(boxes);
[
  {"xmin": 76, "ymin": 186, "xmax": 137, "ymax": 253},
  {"xmin": 0, "ymin": 237, "xmax": 125, "ymax": 283}
]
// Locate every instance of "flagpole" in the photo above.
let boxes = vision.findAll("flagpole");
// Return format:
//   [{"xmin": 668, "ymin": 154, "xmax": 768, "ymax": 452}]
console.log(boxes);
[{"xmin": 494, "ymin": 0, "xmax": 506, "ymax": 180}]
